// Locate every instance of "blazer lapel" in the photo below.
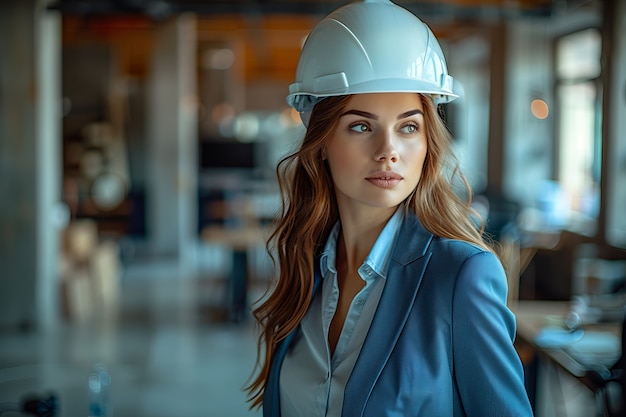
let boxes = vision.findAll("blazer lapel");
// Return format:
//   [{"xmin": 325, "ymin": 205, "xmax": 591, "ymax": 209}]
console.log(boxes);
[{"xmin": 343, "ymin": 213, "xmax": 434, "ymax": 415}]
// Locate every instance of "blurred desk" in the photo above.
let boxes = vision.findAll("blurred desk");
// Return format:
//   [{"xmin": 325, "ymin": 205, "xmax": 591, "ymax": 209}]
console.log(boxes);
[
  {"xmin": 202, "ymin": 225, "xmax": 268, "ymax": 322},
  {"xmin": 514, "ymin": 300, "xmax": 622, "ymax": 414}
]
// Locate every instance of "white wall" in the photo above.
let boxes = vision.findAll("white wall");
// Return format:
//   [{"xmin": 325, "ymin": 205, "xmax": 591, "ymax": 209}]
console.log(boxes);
[{"xmin": 503, "ymin": 19, "xmax": 555, "ymax": 207}]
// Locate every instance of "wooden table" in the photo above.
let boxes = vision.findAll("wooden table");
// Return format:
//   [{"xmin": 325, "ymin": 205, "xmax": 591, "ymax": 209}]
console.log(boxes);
[{"xmin": 513, "ymin": 300, "xmax": 623, "ymax": 415}]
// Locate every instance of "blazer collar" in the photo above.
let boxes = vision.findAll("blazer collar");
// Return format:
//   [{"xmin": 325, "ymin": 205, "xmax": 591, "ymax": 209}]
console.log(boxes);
[
  {"xmin": 342, "ymin": 212, "xmax": 434, "ymax": 414},
  {"xmin": 390, "ymin": 210, "xmax": 434, "ymax": 266}
]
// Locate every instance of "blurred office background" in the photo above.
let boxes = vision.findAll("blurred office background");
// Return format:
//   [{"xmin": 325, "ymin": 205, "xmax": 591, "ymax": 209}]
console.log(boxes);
[{"xmin": 1, "ymin": 0, "xmax": 625, "ymax": 416}]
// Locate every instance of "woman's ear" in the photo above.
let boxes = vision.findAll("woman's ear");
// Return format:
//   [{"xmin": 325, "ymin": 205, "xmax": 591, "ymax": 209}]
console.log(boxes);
[{"xmin": 321, "ymin": 148, "xmax": 327, "ymax": 160}]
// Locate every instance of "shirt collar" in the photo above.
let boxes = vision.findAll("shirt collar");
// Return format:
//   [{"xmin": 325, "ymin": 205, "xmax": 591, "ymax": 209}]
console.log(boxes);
[{"xmin": 319, "ymin": 207, "xmax": 405, "ymax": 280}]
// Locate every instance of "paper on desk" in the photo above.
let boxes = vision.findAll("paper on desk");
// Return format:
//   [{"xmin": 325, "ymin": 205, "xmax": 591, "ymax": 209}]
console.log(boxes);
[
  {"xmin": 534, "ymin": 327, "xmax": 584, "ymax": 348},
  {"xmin": 564, "ymin": 331, "xmax": 621, "ymax": 368}
]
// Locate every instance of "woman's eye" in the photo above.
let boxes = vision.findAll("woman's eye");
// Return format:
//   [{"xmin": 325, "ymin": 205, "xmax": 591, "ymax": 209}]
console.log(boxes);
[
  {"xmin": 349, "ymin": 123, "xmax": 370, "ymax": 133},
  {"xmin": 400, "ymin": 123, "xmax": 419, "ymax": 134}
]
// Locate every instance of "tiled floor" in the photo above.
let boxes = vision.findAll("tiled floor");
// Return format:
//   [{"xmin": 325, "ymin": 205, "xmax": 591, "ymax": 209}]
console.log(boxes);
[{"xmin": 0, "ymin": 257, "xmax": 263, "ymax": 417}]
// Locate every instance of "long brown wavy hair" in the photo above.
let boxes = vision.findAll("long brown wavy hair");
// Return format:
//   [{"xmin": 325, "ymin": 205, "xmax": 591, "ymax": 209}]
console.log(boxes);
[{"xmin": 245, "ymin": 93, "xmax": 489, "ymax": 408}]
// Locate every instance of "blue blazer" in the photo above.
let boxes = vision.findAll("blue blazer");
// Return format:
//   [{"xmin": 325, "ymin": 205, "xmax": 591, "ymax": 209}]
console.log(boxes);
[{"xmin": 264, "ymin": 213, "xmax": 533, "ymax": 417}]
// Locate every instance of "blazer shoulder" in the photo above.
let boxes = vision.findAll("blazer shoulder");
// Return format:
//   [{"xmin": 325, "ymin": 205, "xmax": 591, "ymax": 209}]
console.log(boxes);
[
  {"xmin": 431, "ymin": 236, "xmax": 493, "ymax": 262},
  {"xmin": 427, "ymin": 237, "xmax": 505, "ymax": 289},
  {"xmin": 394, "ymin": 213, "xmax": 495, "ymax": 266}
]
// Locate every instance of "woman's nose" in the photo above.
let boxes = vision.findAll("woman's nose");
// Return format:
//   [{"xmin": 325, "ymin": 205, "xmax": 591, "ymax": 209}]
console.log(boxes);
[{"xmin": 374, "ymin": 133, "xmax": 399, "ymax": 162}]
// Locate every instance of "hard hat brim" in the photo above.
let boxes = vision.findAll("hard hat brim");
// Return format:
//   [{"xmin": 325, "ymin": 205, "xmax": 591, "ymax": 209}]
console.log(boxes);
[{"xmin": 287, "ymin": 77, "xmax": 464, "ymax": 114}]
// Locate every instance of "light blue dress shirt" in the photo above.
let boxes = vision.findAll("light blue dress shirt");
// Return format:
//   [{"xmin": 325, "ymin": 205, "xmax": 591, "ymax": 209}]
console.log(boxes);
[{"xmin": 279, "ymin": 208, "xmax": 405, "ymax": 417}]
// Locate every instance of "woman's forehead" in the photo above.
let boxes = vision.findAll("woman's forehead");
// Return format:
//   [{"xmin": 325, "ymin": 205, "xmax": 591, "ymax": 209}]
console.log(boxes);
[{"xmin": 343, "ymin": 93, "xmax": 424, "ymax": 116}]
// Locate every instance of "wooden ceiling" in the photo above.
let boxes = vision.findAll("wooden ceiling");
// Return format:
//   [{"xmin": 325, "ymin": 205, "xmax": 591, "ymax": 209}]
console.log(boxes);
[{"xmin": 57, "ymin": 0, "xmax": 588, "ymax": 83}]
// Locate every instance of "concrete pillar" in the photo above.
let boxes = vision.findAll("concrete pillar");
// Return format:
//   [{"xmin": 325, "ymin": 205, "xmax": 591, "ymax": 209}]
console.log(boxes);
[
  {"xmin": 0, "ymin": 0, "xmax": 62, "ymax": 330},
  {"xmin": 602, "ymin": 0, "xmax": 626, "ymax": 248},
  {"xmin": 146, "ymin": 14, "xmax": 198, "ymax": 267}
]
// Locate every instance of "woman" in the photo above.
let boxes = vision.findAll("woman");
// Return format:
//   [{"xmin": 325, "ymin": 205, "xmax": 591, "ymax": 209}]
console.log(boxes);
[{"xmin": 247, "ymin": 1, "xmax": 533, "ymax": 416}]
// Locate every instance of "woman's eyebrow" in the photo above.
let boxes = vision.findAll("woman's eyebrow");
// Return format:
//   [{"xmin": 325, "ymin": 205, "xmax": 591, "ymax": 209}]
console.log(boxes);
[
  {"xmin": 340, "ymin": 109, "xmax": 377, "ymax": 119},
  {"xmin": 397, "ymin": 109, "xmax": 424, "ymax": 119},
  {"xmin": 339, "ymin": 109, "xmax": 424, "ymax": 120}
]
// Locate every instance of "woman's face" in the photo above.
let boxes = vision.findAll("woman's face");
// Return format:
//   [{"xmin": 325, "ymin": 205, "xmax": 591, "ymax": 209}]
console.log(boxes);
[{"xmin": 325, "ymin": 92, "xmax": 427, "ymax": 213}]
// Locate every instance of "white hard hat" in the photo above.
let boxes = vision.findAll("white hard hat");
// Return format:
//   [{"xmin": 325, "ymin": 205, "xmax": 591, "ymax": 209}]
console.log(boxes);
[{"xmin": 287, "ymin": 0, "xmax": 463, "ymax": 123}]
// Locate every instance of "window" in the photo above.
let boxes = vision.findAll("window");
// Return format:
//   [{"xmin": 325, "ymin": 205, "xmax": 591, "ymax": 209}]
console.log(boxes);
[{"xmin": 555, "ymin": 28, "xmax": 602, "ymax": 221}]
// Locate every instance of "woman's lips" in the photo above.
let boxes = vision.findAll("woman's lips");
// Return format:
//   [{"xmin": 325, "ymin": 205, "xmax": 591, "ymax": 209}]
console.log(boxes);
[{"xmin": 365, "ymin": 172, "xmax": 403, "ymax": 188}]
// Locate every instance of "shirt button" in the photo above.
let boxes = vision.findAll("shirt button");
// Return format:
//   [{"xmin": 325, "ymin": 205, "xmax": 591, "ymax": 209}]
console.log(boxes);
[{"xmin": 355, "ymin": 299, "xmax": 365, "ymax": 310}]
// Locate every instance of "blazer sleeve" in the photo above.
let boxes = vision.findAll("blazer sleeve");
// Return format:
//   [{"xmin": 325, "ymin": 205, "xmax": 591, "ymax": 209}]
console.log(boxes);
[{"xmin": 451, "ymin": 250, "xmax": 534, "ymax": 417}]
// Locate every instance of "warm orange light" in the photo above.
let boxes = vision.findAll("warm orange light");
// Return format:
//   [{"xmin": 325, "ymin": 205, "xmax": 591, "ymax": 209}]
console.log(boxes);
[
  {"xmin": 211, "ymin": 102, "xmax": 235, "ymax": 124},
  {"xmin": 531, "ymin": 99, "xmax": 549, "ymax": 119}
]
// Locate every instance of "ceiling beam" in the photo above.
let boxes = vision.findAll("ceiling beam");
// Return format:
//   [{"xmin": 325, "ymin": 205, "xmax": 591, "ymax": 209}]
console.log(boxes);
[{"xmin": 48, "ymin": 0, "xmax": 554, "ymax": 20}]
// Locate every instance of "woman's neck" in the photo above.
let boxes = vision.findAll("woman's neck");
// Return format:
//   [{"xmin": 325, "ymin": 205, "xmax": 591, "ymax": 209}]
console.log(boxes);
[{"xmin": 336, "ymin": 205, "xmax": 397, "ymax": 270}]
